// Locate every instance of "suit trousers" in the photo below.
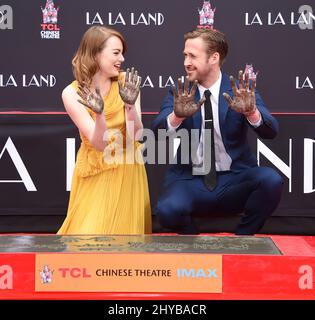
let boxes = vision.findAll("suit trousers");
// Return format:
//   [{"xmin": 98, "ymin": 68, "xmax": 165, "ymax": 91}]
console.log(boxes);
[{"xmin": 155, "ymin": 166, "xmax": 284, "ymax": 235}]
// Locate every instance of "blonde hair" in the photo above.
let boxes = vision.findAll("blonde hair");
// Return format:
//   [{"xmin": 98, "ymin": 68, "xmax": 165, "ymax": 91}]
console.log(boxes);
[
  {"xmin": 72, "ymin": 26, "xmax": 127, "ymax": 87},
  {"xmin": 184, "ymin": 28, "xmax": 228, "ymax": 66}
]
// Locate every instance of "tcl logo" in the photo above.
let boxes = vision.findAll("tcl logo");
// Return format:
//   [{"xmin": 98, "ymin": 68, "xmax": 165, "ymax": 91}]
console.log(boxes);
[{"xmin": 58, "ymin": 267, "xmax": 91, "ymax": 278}]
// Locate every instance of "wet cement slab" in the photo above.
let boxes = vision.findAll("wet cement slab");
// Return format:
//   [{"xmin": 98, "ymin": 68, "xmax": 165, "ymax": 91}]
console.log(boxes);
[{"xmin": 0, "ymin": 235, "xmax": 282, "ymax": 255}]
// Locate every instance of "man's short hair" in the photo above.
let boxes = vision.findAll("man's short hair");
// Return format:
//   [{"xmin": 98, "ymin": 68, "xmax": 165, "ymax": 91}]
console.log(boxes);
[{"xmin": 184, "ymin": 28, "xmax": 228, "ymax": 66}]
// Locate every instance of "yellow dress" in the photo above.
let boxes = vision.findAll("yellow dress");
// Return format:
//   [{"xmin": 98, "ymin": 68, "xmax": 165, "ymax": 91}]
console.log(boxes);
[{"xmin": 57, "ymin": 76, "xmax": 152, "ymax": 235}]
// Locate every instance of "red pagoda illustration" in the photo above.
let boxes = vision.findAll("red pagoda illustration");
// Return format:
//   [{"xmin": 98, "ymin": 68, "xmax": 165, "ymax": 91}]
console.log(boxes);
[
  {"xmin": 41, "ymin": 0, "xmax": 59, "ymax": 24},
  {"xmin": 39, "ymin": 265, "xmax": 54, "ymax": 284},
  {"xmin": 244, "ymin": 64, "xmax": 258, "ymax": 81},
  {"xmin": 198, "ymin": 1, "xmax": 216, "ymax": 29}
]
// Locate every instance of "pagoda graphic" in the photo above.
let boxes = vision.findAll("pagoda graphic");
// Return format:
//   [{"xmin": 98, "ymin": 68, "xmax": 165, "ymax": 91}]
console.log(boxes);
[
  {"xmin": 41, "ymin": 0, "xmax": 59, "ymax": 24},
  {"xmin": 244, "ymin": 64, "xmax": 258, "ymax": 81},
  {"xmin": 198, "ymin": 1, "xmax": 216, "ymax": 28}
]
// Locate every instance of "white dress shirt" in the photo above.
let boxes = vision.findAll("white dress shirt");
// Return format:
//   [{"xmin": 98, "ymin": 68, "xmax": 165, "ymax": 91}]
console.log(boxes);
[{"xmin": 167, "ymin": 72, "xmax": 261, "ymax": 171}]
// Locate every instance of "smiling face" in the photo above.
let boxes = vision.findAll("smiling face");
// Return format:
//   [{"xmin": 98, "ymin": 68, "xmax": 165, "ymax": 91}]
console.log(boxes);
[
  {"xmin": 72, "ymin": 26, "xmax": 127, "ymax": 86},
  {"xmin": 96, "ymin": 36, "xmax": 125, "ymax": 78},
  {"xmin": 183, "ymin": 37, "xmax": 219, "ymax": 86}
]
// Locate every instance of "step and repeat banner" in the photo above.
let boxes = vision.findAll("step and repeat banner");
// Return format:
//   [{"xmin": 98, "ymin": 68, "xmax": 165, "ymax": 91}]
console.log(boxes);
[
  {"xmin": 0, "ymin": 0, "xmax": 314, "ymax": 233},
  {"xmin": 0, "ymin": 0, "xmax": 314, "ymax": 113},
  {"xmin": 0, "ymin": 114, "xmax": 314, "ymax": 215}
]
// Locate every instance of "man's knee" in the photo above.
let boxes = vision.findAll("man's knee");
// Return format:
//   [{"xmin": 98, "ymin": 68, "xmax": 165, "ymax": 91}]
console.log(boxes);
[
  {"xmin": 257, "ymin": 167, "xmax": 284, "ymax": 194},
  {"xmin": 155, "ymin": 198, "xmax": 192, "ymax": 229}
]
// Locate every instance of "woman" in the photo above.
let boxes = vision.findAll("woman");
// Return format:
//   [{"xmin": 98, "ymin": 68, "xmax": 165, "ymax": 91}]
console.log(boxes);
[{"xmin": 57, "ymin": 26, "xmax": 152, "ymax": 235}]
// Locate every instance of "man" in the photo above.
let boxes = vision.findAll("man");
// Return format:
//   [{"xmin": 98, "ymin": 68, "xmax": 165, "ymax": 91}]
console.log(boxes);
[{"xmin": 151, "ymin": 28, "xmax": 283, "ymax": 235}]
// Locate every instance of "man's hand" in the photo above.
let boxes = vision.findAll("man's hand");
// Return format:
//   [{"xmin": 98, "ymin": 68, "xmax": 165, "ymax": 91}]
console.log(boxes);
[
  {"xmin": 223, "ymin": 70, "xmax": 258, "ymax": 117},
  {"xmin": 118, "ymin": 67, "xmax": 141, "ymax": 105},
  {"xmin": 172, "ymin": 77, "xmax": 205, "ymax": 118},
  {"xmin": 77, "ymin": 85, "xmax": 104, "ymax": 114}
]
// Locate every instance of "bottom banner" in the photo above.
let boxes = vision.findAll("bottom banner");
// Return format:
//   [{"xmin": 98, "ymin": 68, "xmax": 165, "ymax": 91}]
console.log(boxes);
[
  {"xmin": 35, "ymin": 253, "xmax": 222, "ymax": 293},
  {"xmin": 0, "ymin": 300, "xmax": 313, "ymax": 320}
]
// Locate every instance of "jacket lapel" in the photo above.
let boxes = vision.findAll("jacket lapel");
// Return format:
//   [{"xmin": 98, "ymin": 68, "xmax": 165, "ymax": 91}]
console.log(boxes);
[{"xmin": 218, "ymin": 73, "xmax": 232, "ymax": 126}]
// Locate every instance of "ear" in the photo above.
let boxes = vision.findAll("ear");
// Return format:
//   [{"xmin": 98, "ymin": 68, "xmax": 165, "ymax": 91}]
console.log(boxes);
[{"xmin": 209, "ymin": 52, "xmax": 220, "ymax": 65}]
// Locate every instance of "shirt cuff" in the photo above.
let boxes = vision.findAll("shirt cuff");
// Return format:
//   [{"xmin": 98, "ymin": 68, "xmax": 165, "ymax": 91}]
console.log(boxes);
[
  {"xmin": 167, "ymin": 114, "xmax": 181, "ymax": 132},
  {"xmin": 247, "ymin": 114, "xmax": 262, "ymax": 128}
]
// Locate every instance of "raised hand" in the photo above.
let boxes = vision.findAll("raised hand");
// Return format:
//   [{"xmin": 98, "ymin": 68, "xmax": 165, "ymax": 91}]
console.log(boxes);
[
  {"xmin": 118, "ymin": 67, "xmax": 141, "ymax": 105},
  {"xmin": 172, "ymin": 77, "xmax": 205, "ymax": 118},
  {"xmin": 77, "ymin": 85, "xmax": 104, "ymax": 114},
  {"xmin": 223, "ymin": 70, "xmax": 257, "ymax": 117}
]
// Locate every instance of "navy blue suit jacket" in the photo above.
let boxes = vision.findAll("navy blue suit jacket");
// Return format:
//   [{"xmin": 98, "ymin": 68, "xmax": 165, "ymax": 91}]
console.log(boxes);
[{"xmin": 151, "ymin": 73, "xmax": 279, "ymax": 185}]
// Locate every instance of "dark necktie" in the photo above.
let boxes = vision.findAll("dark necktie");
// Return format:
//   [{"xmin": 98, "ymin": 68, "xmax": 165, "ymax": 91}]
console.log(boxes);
[{"xmin": 203, "ymin": 90, "xmax": 217, "ymax": 191}]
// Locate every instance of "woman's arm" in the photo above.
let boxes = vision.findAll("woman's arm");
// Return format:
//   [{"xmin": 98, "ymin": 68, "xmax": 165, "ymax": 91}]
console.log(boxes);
[
  {"xmin": 125, "ymin": 92, "xmax": 143, "ymax": 141},
  {"xmin": 62, "ymin": 85, "xmax": 108, "ymax": 151}
]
